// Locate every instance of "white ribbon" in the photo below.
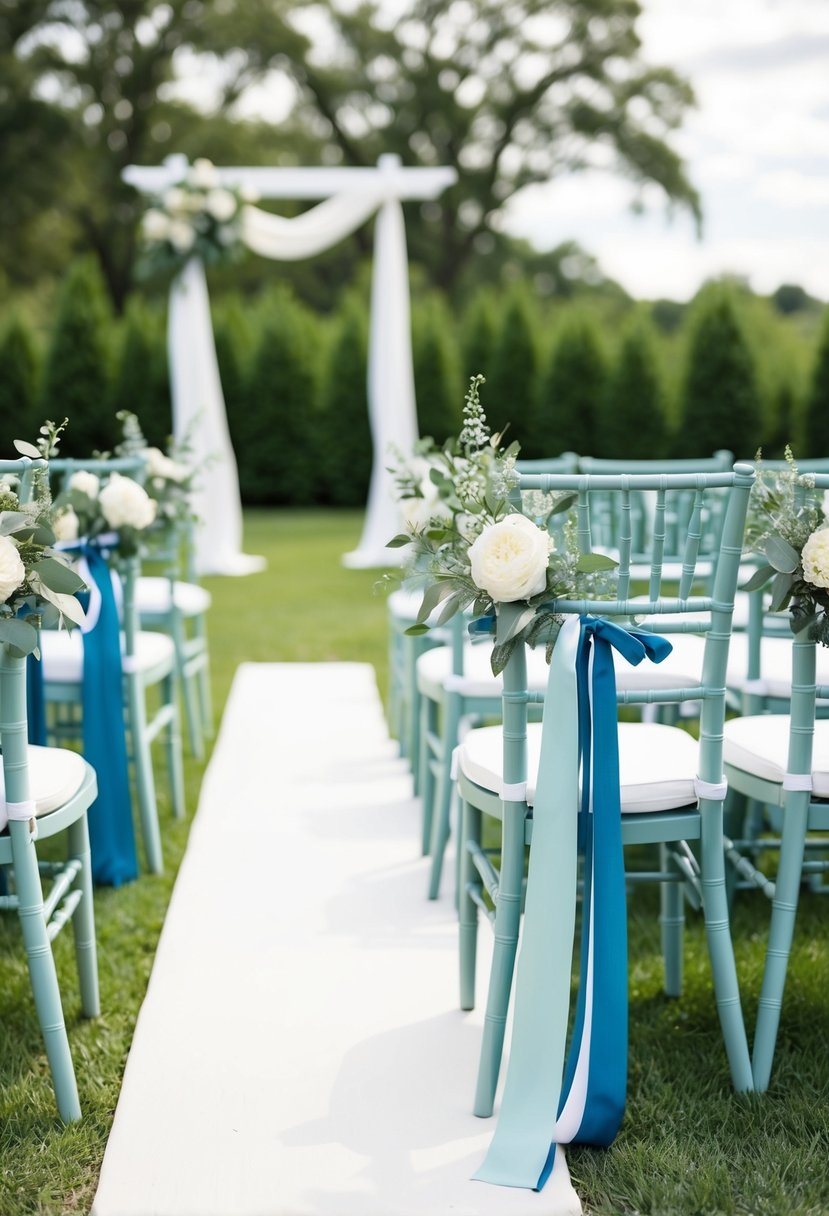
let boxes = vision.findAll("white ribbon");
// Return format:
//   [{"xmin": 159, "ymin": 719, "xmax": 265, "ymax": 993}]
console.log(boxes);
[
  {"xmin": 0, "ymin": 799, "xmax": 37, "ymax": 835},
  {"xmin": 782, "ymin": 772, "xmax": 813, "ymax": 792},
  {"xmin": 694, "ymin": 777, "xmax": 728, "ymax": 801}
]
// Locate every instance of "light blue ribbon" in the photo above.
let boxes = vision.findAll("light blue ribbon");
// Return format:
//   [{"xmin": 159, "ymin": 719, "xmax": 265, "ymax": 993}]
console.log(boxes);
[{"xmin": 475, "ymin": 614, "xmax": 672, "ymax": 1191}]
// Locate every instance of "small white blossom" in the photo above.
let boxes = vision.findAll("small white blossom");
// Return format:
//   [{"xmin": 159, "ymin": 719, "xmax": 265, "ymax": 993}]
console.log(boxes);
[
  {"xmin": 189, "ymin": 158, "xmax": 219, "ymax": 189},
  {"xmin": 0, "ymin": 534, "xmax": 26, "ymax": 603},
  {"xmin": 69, "ymin": 470, "xmax": 100, "ymax": 499},
  {"xmin": 99, "ymin": 473, "xmax": 157, "ymax": 531},
  {"xmin": 53, "ymin": 506, "xmax": 79, "ymax": 542}
]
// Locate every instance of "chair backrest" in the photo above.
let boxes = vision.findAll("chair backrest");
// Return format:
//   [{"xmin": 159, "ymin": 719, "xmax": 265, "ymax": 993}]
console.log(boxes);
[
  {"xmin": 0, "ymin": 455, "xmax": 47, "ymax": 504},
  {"xmin": 577, "ymin": 453, "xmax": 735, "ymax": 576},
  {"xmin": 501, "ymin": 464, "xmax": 756, "ymax": 788},
  {"xmin": 516, "ymin": 453, "xmax": 579, "ymax": 475},
  {"xmin": 48, "ymin": 455, "xmax": 147, "ymax": 485}
]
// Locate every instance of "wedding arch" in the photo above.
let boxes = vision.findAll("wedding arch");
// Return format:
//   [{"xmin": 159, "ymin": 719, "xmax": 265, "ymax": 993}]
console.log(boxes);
[{"xmin": 124, "ymin": 153, "xmax": 456, "ymax": 575}]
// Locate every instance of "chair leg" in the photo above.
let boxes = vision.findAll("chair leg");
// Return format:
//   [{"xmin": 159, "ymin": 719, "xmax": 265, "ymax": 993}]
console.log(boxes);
[
  {"xmin": 126, "ymin": 672, "xmax": 164, "ymax": 873},
  {"xmin": 428, "ymin": 690, "xmax": 462, "ymax": 900},
  {"xmin": 195, "ymin": 618, "xmax": 213, "ymax": 739},
  {"xmin": 164, "ymin": 671, "xmax": 186, "ymax": 820},
  {"xmin": 419, "ymin": 694, "xmax": 437, "ymax": 857},
  {"xmin": 173, "ymin": 613, "xmax": 203, "ymax": 760},
  {"xmin": 67, "ymin": 814, "xmax": 100, "ymax": 1018},
  {"xmin": 474, "ymin": 805, "xmax": 526, "ymax": 1117},
  {"xmin": 752, "ymin": 795, "xmax": 809, "ymax": 1092},
  {"xmin": 699, "ymin": 801, "xmax": 753, "ymax": 1092},
  {"xmin": 459, "ymin": 798, "xmax": 481, "ymax": 1011},
  {"xmin": 659, "ymin": 844, "xmax": 684, "ymax": 998},
  {"xmin": 12, "ymin": 825, "xmax": 81, "ymax": 1122}
]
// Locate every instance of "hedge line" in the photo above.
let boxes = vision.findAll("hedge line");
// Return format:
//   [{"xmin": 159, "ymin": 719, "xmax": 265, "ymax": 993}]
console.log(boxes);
[{"xmin": 2, "ymin": 258, "xmax": 829, "ymax": 505}]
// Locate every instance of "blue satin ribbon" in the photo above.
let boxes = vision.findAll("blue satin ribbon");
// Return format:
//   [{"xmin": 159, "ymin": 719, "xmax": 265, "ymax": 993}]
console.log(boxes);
[{"xmin": 475, "ymin": 614, "xmax": 672, "ymax": 1191}]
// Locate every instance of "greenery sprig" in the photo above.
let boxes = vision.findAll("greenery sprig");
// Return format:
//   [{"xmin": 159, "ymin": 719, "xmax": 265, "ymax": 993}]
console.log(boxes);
[
  {"xmin": 743, "ymin": 446, "xmax": 829, "ymax": 646},
  {"xmin": 386, "ymin": 375, "xmax": 617, "ymax": 674}
]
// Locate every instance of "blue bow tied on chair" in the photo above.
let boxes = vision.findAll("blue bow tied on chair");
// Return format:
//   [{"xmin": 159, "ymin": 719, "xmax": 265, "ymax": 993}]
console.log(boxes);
[
  {"xmin": 475, "ymin": 614, "xmax": 672, "ymax": 1192},
  {"xmin": 28, "ymin": 541, "xmax": 138, "ymax": 887}
]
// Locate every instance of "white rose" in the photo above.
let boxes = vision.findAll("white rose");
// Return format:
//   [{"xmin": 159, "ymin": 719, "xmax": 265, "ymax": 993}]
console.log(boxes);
[
  {"xmin": 206, "ymin": 188, "xmax": 237, "ymax": 222},
  {"xmin": 468, "ymin": 513, "xmax": 553, "ymax": 602},
  {"xmin": 144, "ymin": 447, "xmax": 188, "ymax": 483},
  {"xmin": 162, "ymin": 186, "xmax": 188, "ymax": 213},
  {"xmin": 53, "ymin": 506, "xmax": 79, "ymax": 542},
  {"xmin": 168, "ymin": 219, "xmax": 195, "ymax": 252},
  {"xmin": 0, "ymin": 533, "xmax": 25, "ymax": 604},
  {"xmin": 822, "ymin": 489, "xmax": 829, "ymax": 524},
  {"xmin": 69, "ymin": 470, "xmax": 100, "ymax": 499},
  {"xmin": 99, "ymin": 474, "xmax": 157, "ymax": 531},
  {"xmin": 801, "ymin": 527, "xmax": 829, "ymax": 590},
  {"xmin": 142, "ymin": 208, "xmax": 172, "ymax": 241},
  {"xmin": 189, "ymin": 158, "xmax": 218, "ymax": 189}
]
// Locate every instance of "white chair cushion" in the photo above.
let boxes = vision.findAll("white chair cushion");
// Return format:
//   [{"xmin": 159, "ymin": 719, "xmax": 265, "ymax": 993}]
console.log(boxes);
[
  {"xmin": 40, "ymin": 628, "xmax": 175, "ymax": 682},
  {"xmin": 0, "ymin": 745, "xmax": 87, "ymax": 818},
  {"xmin": 723, "ymin": 716, "xmax": 829, "ymax": 796},
  {"xmin": 726, "ymin": 633, "xmax": 829, "ymax": 699},
  {"xmin": 460, "ymin": 720, "xmax": 699, "ymax": 814},
  {"xmin": 416, "ymin": 642, "xmax": 552, "ymax": 699},
  {"xmin": 388, "ymin": 588, "xmax": 424, "ymax": 621},
  {"xmin": 135, "ymin": 576, "xmax": 211, "ymax": 616}
]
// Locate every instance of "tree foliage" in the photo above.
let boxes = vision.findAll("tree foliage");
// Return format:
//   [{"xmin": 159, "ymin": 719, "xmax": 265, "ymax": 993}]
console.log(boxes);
[
  {"xmin": 318, "ymin": 297, "xmax": 372, "ymax": 506},
  {"xmin": 0, "ymin": 314, "xmax": 39, "ymax": 453},
  {"xmin": 674, "ymin": 289, "xmax": 762, "ymax": 461},
  {"xmin": 486, "ymin": 288, "xmax": 539, "ymax": 452},
  {"xmin": 803, "ymin": 310, "xmax": 829, "ymax": 457},
  {"xmin": 536, "ymin": 313, "xmax": 607, "ymax": 456},
  {"xmin": 412, "ymin": 295, "xmax": 462, "ymax": 443},
  {"xmin": 601, "ymin": 321, "xmax": 667, "ymax": 458}
]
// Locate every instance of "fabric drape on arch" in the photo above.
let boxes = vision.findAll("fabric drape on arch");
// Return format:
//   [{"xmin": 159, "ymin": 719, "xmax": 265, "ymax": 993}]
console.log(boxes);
[{"xmin": 168, "ymin": 189, "xmax": 418, "ymax": 576}]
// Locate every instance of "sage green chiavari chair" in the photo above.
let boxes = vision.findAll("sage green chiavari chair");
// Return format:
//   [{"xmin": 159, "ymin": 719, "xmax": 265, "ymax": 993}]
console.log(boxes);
[
  {"xmin": 417, "ymin": 454, "xmax": 579, "ymax": 899},
  {"xmin": 457, "ymin": 464, "xmax": 756, "ymax": 1119},
  {"xmin": 0, "ymin": 457, "xmax": 99, "ymax": 1122},
  {"xmin": 722, "ymin": 470, "xmax": 829, "ymax": 1090},
  {"xmin": 41, "ymin": 457, "xmax": 184, "ymax": 874}
]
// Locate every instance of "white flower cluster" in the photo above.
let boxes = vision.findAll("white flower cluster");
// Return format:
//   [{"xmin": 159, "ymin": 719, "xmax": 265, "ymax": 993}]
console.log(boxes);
[
  {"xmin": 0, "ymin": 533, "xmax": 26, "ymax": 604},
  {"xmin": 397, "ymin": 457, "xmax": 451, "ymax": 534},
  {"xmin": 802, "ymin": 527, "xmax": 829, "ymax": 590},
  {"xmin": 141, "ymin": 158, "xmax": 251, "ymax": 255},
  {"xmin": 144, "ymin": 446, "xmax": 189, "ymax": 487},
  {"xmin": 99, "ymin": 473, "xmax": 157, "ymax": 532}
]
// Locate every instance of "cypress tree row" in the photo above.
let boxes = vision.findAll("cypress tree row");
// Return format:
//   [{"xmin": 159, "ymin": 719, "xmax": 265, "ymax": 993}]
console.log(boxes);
[
  {"xmin": 40, "ymin": 258, "xmax": 115, "ymax": 455},
  {"xmin": 318, "ymin": 296, "xmax": 371, "ymax": 506},
  {"xmin": 215, "ymin": 295, "xmax": 257, "ymax": 461},
  {"xmin": 0, "ymin": 314, "xmax": 39, "ymax": 452},
  {"xmin": 460, "ymin": 291, "xmax": 498, "ymax": 387},
  {"xmin": 601, "ymin": 321, "xmax": 667, "ymax": 458},
  {"xmin": 486, "ymin": 288, "xmax": 539, "ymax": 451},
  {"xmin": 535, "ymin": 313, "xmax": 607, "ymax": 458},
  {"xmin": 111, "ymin": 301, "xmax": 171, "ymax": 447},
  {"xmin": 674, "ymin": 289, "xmax": 762, "ymax": 460},
  {"xmin": 803, "ymin": 310, "xmax": 829, "ymax": 457},
  {"xmin": 412, "ymin": 295, "xmax": 462, "ymax": 443},
  {"xmin": 236, "ymin": 288, "xmax": 319, "ymax": 505}
]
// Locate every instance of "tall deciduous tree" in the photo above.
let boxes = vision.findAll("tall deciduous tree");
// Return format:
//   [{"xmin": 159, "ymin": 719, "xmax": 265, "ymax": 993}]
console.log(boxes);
[{"xmin": 292, "ymin": 0, "xmax": 701, "ymax": 291}]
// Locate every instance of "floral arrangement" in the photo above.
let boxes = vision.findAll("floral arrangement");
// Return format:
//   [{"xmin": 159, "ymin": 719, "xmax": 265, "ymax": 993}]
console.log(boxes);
[
  {"xmin": 116, "ymin": 411, "xmax": 196, "ymax": 544},
  {"xmin": 387, "ymin": 376, "xmax": 617, "ymax": 674},
  {"xmin": 743, "ymin": 446, "xmax": 829, "ymax": 646},
  {"xmin": 52, "ymin": 468, "xmax": 158, "ymax": 558},
  {"xmin": 138, "ymin": 157, "xmax": 251, "ymax": 278},
  {"xmin": 0, "ymin": 422, "xmax": 87, "ymax": 657}
]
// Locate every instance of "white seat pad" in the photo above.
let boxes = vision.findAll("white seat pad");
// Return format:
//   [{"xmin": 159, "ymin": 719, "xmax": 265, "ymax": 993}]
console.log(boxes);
[
  {"xmin": 40, "ymin": 627, "xmax": 175, "ymax": 682},
  {"xmin": 387, "ymin": 588, "xmax": 424, "ymax": 620},
  {"xmin": 135, "ymin": 576, "xmax": 211, "ymax": 616},
  {"xmin": 416, "ymin": 642, "xmax": 552, "ymax": 699},
  {"xmin": 0, "ymin": 745, "xmax": 87, "ymax": 818},
  {"xmin": 460, "ymin": 720, "xmax": 699, "ymax": 813},
  {"xmin": 726, "ymin": 633, "xmax": 829, "ymax": 698},
  {"xmin": 724, "ymin": 716, "xmax": 829, "ymax": 796}
]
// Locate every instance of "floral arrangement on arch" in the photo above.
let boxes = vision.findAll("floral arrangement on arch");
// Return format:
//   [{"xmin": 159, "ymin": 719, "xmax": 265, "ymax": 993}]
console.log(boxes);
[
  {"xmin": 138, "ymin": 157, "xmax": 252, "ymax": 278},
  {"xmin": 742, "ymin": 446, "xmax": 829, "ymax": 647},
  {"xmin": 387, "ymin": 376, "xmax": 617, "ymax": 674},
  {"xmin": 0, "ymin": 422, "xmax": 87, "ymax": 657}
]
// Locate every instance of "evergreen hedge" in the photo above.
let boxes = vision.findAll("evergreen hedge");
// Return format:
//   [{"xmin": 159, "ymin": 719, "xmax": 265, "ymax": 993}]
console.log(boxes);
[
  {"xmin": 0, "ymin": 314, "xmax": 39, "ymax": 452},
  {"xmin": 536, "ymin": 313, "xmax": 607, "ymax": 457}
]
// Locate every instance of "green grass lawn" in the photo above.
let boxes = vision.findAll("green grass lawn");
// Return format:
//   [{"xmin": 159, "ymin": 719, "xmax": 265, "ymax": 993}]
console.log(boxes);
[{"xmin": 1, "ymin": 509, "xmax": 828, "ymax": 1215}]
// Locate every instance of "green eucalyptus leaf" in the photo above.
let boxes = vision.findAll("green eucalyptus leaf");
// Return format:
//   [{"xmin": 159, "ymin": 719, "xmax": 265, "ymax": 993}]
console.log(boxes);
[
  {"xmin": 404, "ymin": 623, "xmax": 430, "ymax": 636},
  {"xmin": 741, "ymin": 564, "xmax": 775, "ymax": 592},
  {"xmin": 416, "ymin": 580, "xmax": 455, "ymax": 624},
  {"xmin": 576, "ymin": 552, "xmax": 619, "ymax": 573},
  {"xmin": 495, "ymin": 601, "xmax": 536, "ymax": 645},
  {"xmin": 0, "ymin": 511, "xmax": 31, "ymax": 536},
  {"xmin": 548, "ymin": 493, "xmax": 577, "ymax": 516},
  {"xmin": 764, "ymin": 534, "xmax": 800, "ymax": 574},
  {"xmin": 386, "ymin": 534, "xmax": 413, "ymax": 549},
  {"xmin": 0, "ymin": 616, "xmax": 39, "ymax": 654},
  {"xmin": 30, "ymin": 556, "xmax": 86, "ymax": 594},
  {"xmin": 13, "ymin": 440, "xmax": 41, "ymax": 460},
  {"xmin": 769, "ymin": 570, "xmax": 795, "ymax": 612},
  {"xmin": 791, "ymin": 609, "xmax": 818, "ymax": 635},
  {"xmin": 435, "ymin": 592, "xmax": 463, "ymax": 626}
]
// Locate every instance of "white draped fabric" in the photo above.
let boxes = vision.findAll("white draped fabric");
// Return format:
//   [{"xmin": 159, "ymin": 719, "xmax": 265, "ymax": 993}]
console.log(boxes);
[{"xmin": 164, "ymin": 176, "xmax": 429, "ymax": 574}]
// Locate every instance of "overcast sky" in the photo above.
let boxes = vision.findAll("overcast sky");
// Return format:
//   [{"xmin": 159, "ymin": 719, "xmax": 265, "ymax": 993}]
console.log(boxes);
[{"xmin": 505, "ymin": 0, "xmax": 829, "ymax": 300}]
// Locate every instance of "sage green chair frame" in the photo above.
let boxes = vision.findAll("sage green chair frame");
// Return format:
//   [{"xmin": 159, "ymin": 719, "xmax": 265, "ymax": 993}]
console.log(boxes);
[{"xmin": 457, "ymin": 465, "xmax": 756, "ymax": 1117}]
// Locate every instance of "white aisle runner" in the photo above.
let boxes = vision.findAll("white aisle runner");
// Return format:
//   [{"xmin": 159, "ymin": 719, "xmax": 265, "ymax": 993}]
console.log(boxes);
[{"xmin": 92, "ymin": 663, "xmax": 580, "ymax": 1216}]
